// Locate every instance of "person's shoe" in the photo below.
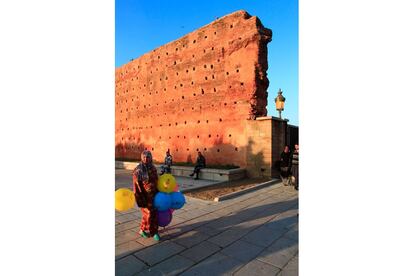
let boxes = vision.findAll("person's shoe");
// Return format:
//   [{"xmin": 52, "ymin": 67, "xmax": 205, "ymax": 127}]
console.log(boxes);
[
  {"xmin": 153, "ymin": 233, "xmax": 160, "ymax": 241},
  {"xmin": 139, "ymin": 230, "xmax": 148, "ymax": 238},
  {"xmin": 189, "ymin": 173, "xmax": 194, "ymax": 177}
]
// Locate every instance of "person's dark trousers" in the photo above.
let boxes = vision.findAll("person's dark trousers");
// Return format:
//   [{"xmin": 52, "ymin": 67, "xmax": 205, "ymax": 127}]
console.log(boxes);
[{"xmin": 191, "ymin": 165, "xmax": 203, "ymax": 179}]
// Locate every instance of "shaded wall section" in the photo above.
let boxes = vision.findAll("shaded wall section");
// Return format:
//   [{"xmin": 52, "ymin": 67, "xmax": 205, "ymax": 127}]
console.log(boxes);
[{"xmin": 116, "ymin": 10, "xmax": 282, "ymax": 176}]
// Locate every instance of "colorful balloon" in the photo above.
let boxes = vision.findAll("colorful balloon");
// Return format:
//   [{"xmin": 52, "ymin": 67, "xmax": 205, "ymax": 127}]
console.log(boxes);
[
  {"xmin": 115, "ymin": 188, "xmax": 135, "ymax": 211},
  {"xmin": 157, "ymin": 174, "xmax": 177, "ymax": 193},
  {"xmin": 170, "ymin": 192, "xmax": 186, "ymax": 209},
  {"xmin": 173, "ymin": 183, "xmax": 179, "ymax": 192},
  {"xmin": 157, "ymin": 210, "xmax": 172, "ymax": 227},
  {"xmin": 154, "ymin": 192, "xmax": 172, "ymax": 211}
]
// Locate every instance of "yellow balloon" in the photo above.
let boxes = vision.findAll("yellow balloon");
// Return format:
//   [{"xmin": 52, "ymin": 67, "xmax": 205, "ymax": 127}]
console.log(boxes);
[
  {"xmin": 115, "ymin": 188, "xmax": 135, "ymax": 211},
  {"xmin": 157, "ymin": 174, "xmax": 177, "ymax": 193}
]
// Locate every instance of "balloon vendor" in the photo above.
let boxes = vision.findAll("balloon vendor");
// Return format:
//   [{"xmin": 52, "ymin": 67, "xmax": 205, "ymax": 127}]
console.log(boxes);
[{"xmin": 132, "ymin": 150, "xmax": 160, "ymax": 241}]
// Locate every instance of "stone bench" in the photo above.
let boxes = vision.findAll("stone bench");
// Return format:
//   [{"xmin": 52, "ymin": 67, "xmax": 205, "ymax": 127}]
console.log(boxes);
[{"xmin": 115, "ymin": 161, "xmax": 246, "ymax": 182}]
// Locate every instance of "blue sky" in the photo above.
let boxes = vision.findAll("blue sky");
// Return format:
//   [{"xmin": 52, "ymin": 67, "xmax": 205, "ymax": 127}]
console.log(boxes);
[{"xmin": 116, "ymin": 0, "xmax": 298, "ymax": 126}]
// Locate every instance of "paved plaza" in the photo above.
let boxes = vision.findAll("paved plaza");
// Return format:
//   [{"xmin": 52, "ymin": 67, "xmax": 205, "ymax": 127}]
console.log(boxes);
[{"xmin": 116, "ymin": 170, "xmax": 298, "ymax": 275}]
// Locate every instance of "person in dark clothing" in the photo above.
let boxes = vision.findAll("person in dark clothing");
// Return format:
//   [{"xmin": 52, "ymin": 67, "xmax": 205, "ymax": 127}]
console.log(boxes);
[
  {"xmin": 280, "ymin": 146, "xmax": 291, "ymax": 186},
  {"xmin": 160, "ymin": 150, "xmax": 173, "ymax": 175},
  {"xmin": 290, "ymin": 144, "xmax": 299, "ymax": 190},
  {"xmin": 189, "ymin": 152, "xmax": 206, "ymax": 180}
]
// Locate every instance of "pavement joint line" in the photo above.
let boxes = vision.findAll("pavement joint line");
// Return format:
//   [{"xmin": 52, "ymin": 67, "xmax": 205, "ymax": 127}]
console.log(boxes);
[{"xmin": 276, "ymin": 251, "xmax": 299, "ymax": 275}]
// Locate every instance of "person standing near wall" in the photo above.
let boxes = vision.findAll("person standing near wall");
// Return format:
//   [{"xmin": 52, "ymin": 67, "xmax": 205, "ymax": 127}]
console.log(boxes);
[
  {"xmin": 160, "ymin": 149, "xmax": 173, "ymax": 175},
  {"xmin": 189, "ymin": 151, "xmax": 206, "ymax": 180},
  {"xmin": 290, "ymin": 144, "xmax": 299, "ymax": 190},
  {"xmin": 133, "ymin": 150, "xmax": 160, "ymax": 241},
  {"xmin": 280, "ymin": 145, "xmax": 291, "ymax": 186}
]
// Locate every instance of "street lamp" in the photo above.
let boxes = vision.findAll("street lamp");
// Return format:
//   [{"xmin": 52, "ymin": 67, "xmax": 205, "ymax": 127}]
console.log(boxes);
[{"xmin": 275, "ymin": 88, "xmax": 286, "ymax": 119}]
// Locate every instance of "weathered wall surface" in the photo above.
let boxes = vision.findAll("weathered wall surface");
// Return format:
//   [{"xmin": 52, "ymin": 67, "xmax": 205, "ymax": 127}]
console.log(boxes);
[{"xmin": 115, "ymin": 10, "xmax": 276, "ymax": 172}]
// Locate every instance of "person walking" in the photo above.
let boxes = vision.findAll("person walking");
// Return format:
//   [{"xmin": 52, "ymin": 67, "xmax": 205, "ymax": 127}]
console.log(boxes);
[
  {"xmin": 189, "ymin": 151, "xmax": 206, "ymax": 180},
  {"xmin": 160, "ymin": 149, "xmax": 173, "ymax": 175},
  {"xmin": 290, "ymin": 144, "xmax": 299, "ymax": 190},
  {"xmin": 280, "ymin": 145, "xmax": 291, "ymax": 186},
  {"xmin": 132, "ymin": 150, "xmax": 160, "ymax": 241}
]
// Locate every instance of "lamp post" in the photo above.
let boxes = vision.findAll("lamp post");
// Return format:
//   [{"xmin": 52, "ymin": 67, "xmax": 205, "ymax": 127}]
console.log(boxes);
[{"xmin": 275, "ymin": 88, "xmax": 286, "ymax": 119}]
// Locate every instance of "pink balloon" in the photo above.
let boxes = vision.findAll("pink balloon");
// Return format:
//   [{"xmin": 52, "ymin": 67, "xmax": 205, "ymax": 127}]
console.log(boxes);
[
  {"xmin": 169, "ymin": 208, "xmax": 174, "ymax": 214},
  {"xmin": 173, "ymin": 183, "xmax": 179, "ymax": 192}
]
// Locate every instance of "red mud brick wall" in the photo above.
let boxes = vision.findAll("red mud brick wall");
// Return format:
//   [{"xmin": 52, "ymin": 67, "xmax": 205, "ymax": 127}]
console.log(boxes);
[{"xmin": 115, "ymin": 10, "xmax": 272, "ymax": 168}]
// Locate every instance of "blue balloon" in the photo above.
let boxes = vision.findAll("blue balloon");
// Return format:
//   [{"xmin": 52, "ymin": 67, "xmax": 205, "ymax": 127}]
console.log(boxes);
[
  {"xmin": 154, "ymin": 192, "xmax": 172, "ymax": 211},
  {"xmin": 170, "ymin": 192, "xmax": 186, "ymax": 209}
]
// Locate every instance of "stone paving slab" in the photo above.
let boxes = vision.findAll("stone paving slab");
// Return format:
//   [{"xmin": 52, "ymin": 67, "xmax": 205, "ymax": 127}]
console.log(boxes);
[
  {"xmin": 115, "ymin": 255, "xmax": 147, "ymax": 276},
  {"xmin": 277, "ymin": 254, "xmax": 298, "ymax": 276},
  {"xmin": 178, "ymin": 240, "xmax": 221, "ymax": 263},
  {"xmin": 137, "ymin": 255, "xmax": 195, "ymax": 276},
  {"xmin": 179, "ymin": 252, "xmax": 244, "ymax": 276},
  {"xmin": 257, "ymin": 237, "xmax": 299, "ymax": 269},
  {"xmin": 220, "ymin": 239, "xmax": 264, "ymax": 263},
  {"xmin": 173, "ymin": 230, "xmax": 210, "ymax": 248},
  {"xmin": 133, "ymin": 240, "xmax": 186, "ymax": 266},
  {"xmin": 116, "ymin": 241, "xmax": 145, "ymax": 260},
  {"xmin": 234, "ymin": 259, "xmax": 281, "ymax": 276}
]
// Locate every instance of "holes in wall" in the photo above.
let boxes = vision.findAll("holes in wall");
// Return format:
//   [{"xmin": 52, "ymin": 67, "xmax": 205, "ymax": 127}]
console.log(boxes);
[
  {"xmin": 197, "ymin": 135, "xmax": 200, "ymax": 138},
  {"xmin": 229, "ymin": 134, "xmax": 232, "ymax": 137},
  {"xmin": 180, "ymin": 83, "xmax": 183, "ymax": 87},
  {"xmin": 226, "ymin": 72, "xmax": 229, "ymax": 75},
  {"xmin": 193, "ymin": 67, "xmax": 195, "ymax": 71},
  {"xmin": 240, "ymin": 82, "xmax": 244, "ymax": 86},
  {"xmin": 174, "ymin": 61, "xmax": 176, "ymax": 65},
  {"xmin": 230, "ymin": 24, "xmax": 233, "ymax": 28},
  {"xmin": 193, "ymin": 93, "xmax": 196, "ymax": 96},
  {"xmin": 208, "ymin": 134, "xmax": 211, "ymax": 137},
  {"xmin": 187, "ymin": 148, "xmax": 189, "ymax": 151},
  {"xmin": 191, "ymin": 81, "xmax": 194, "ymax": 85},
  {"xmin": 219, "ymin": 118, "xmax": 222, "ymax": 122},
  {"xmin": 206, "ymin": 120, "xmax": 209, "ymax": 123},
  {"xmin": 176, "ymin": 48, "xmax": 178, "ymax": 51},
  {"xmin": 182, "ymin": 96, "xmax": 185, "ymax": 99},
  {"xmin": 184, "ymin": 121, "xmax": 187, "ymax": 124},
  {"xmin": 234, "ymin": 101, "xmax": 237, "ymax": 104},
  {"xmin": 204, "ymin": 64, "xmax": 207, "ymax": 68},
  {"xmin": 175, "ymin": 122, "xmax": 178, "ymax": 126},
  {"xmin": 212, "ymin": 75, "xmax": 215, "ymax": 79},
  {"xmin": 217, "ymin": 149, "xmax": 220, "ymax": 152},
  {"xmin": 197, "ymin": 120, "xmax": 201, "ymax": 124},
  {"xmin": 214, "ymin": 31, "xmax": 216, "ymax": 35},
  {"xmin": 201, "ymin": 89, "xmax": 204, "ymax": 94},
  {"xmin": 229, "ymin": 86, "xmax": 232, "ymax": 89},
  {"xmin": 186, "ymin": 69, "xmax": 189, "ymax": 73},
  {"xmin": 205, "ymin": 76, "xmax": 208, "ymax": 80},
  {"xmin": 193, "ymin": 39, "xmax": 196, "ymax": 43},
  {"xmin": 176, "ymin": 72, "xmax": 179, "ymax": 76},
  {"xmin": 214, "ymin": 88, "xmax": 216, "ymax": 92},
  {"xmin": 224, "ymin": 103, "xmax": 227, "ymax": 106},
  {"xmin": 236, "ymin": 69, "xmax": 239, "ymax": 73}
]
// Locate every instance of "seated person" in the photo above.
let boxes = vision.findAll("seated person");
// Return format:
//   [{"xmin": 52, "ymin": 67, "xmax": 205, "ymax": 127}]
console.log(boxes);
[
  {"xmin": 160, "ymin": 150, "xmax": 173, "ymax": 175},
  {"xmin": 189, "ymin": 151, "xmax": 206, "ymax": 180}
]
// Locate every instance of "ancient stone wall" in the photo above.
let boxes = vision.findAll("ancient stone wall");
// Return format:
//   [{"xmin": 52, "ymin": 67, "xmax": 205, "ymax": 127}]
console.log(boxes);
[{"xmin": 115, "ymin": 10, "xmax": 273, "ymax": 169}]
